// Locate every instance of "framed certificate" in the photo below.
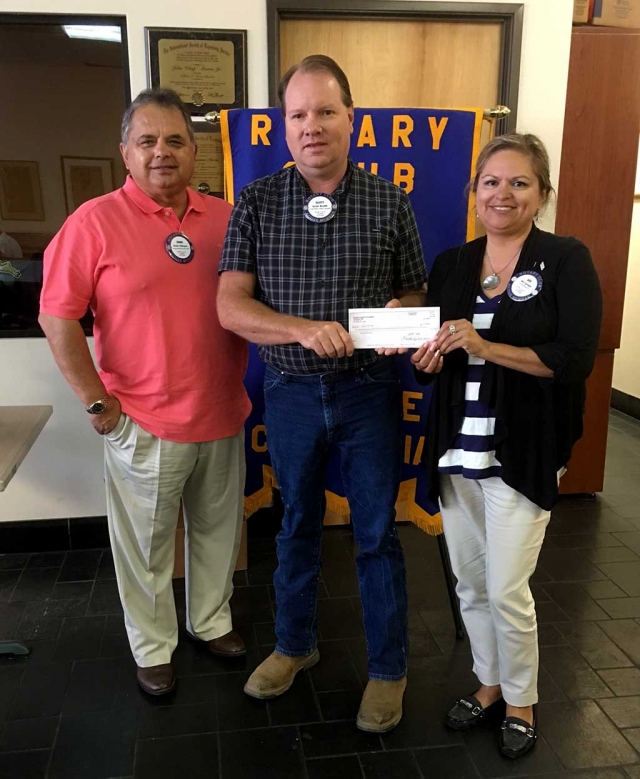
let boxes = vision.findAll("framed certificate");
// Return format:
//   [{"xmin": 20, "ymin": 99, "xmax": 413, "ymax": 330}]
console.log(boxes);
[
  {"xmin": 145, "ymin": 27, "xmax": 247, "ymax": 115},
  {"xmin": 190, "ymin": 120, "xmax": 224, "ymax": 198}
]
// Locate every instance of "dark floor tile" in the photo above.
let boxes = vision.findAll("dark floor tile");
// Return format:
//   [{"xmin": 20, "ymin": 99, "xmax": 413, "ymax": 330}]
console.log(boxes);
[
  {"xmin": 540, "ymin": 645, "xmax": 614, "ymax": 699},
  {"xmin": 551, "ymin": 533, "xmax": 625, "ymax": 549},
  {"xmin": 9, "ymin": 661, "xmax": 71, "ymax": 719},
  {"xmin": 10, "ymin": 567, "xmax": 59, "ymax": 602},
  {"xmin": 414, "ymin": 745, "xmax": 481, "ymax": 778},
  {"xmin": 627, "ymin": 764, "xmax": 640, "ymax": 778},
  {"xmin": 380, "ymin": 682, "xmax": 464, "ymax": 750},
  {"xmin": 598, "ymin": 668, "xmax": 640, "ymax": 696},
  {"xmin": 16, "ymin": 615, "xmax": 63, "ymax": 642},
  {"xmin": 538, "ymin": 622, "xmax": 570, "ymax": 647},
  {"xmin": 134, "ymin": 732, "xmax": 218, "ymax": 779},
  {"xmin": 300, "ymin": 721, "xmax": 381, "ymax": 758},
  {"xmin": 537, "ymin": 550, "xmax": 607, "ymax": 582},
  {"xmin": 598, "ymin": 598, "xmax": 640, "ymax": 619},
  {"xmin": 597, "ymin": 562, "xmax": 640, "ymax": 597},
  {"xmin": 316, "ymin": 690, "xmax": 362, "ymax": 721},
  {"xmin": 536, "ymin": 600, "xmax": 572, "ymax": 623},
  {"xmin": 55, "ymin": 616, "xmax": 106, "ymax": 661},
  {"xmin": 615, "ymin": 532, "xmax": 640, "ymax": 555},
  {"xmin": 99, "ymin": 630, "xmax": 131, "ymax": 658},
  {"xmin": 308, "ymin": 641, "xmax": 362, "ymax": 693},
  {"xmin": 543, "ymin": 583, "xmax": 610, "ymax": 621},
  {"xmin": 318, "ymin": 598, "xmax": 364, "ymax": 640},
  {"xmin": 0, "ymin": 716, "xmax": 58, "ymax": 752},
  {"xmin": 599, "ymin": 620, "xmax": 640, "ymax": 665},
  {"xmin": 230, "ymin": 585, "xmax": 273, "ymax": 623},
  {"xmin": 58, "ymin": 550, "xmax": 101, "ymax": 582},
  {"xmin": 51, "ymin": 581, "xmax": 93, "ymax": 600},
  {"xmin": 0, "ymin": 571, "xmax": 20, "ymax": 603},
  {"xmin": 584, "ymin": 580, "xmax": 630, "ymax": 599},
  {"xmin": 306, "ymin": 755, "xmax": 363, "ymax": 779},
  {"xmin": 0, "ymin": 601, "xmax": 26, "ymax": 639},
  {"xmin": 0, "ymin": 749, "xmax": 50, "ymax": 779},
  {"xmin": 0, "ymin": 668, "xmax": 23, "ymax": 721},
  {"xmin": 624, "ymin": 729, "xmax": 640, "ymax": 752},
  {"xmin": 220, "ymin": 727, "xmax": 303, "ymax": 779},
  {"xmin": 138, "ymin": 701, "xmax": 217, "ymax": 738},
  {"xmin": 267, "ymin": 671, "xmax": 321, "ymax": 725},
  {"xmin": 0, "ymin": 553, "xmax": 29, "ymax": 571},
  {"xmin": 233, "ymin": 569, "xmax": 248, "ymax": 587},
  {"xmin": 598, "ymin": 696, "xmax": 640, "ymax": 728},
  {"xmin": 538, "ymin": 665, "xmax": 570, "ymax": 702},
  {"xmin": 321, "ymin": 563, "xmax": 360, "ymax": 598},
  {"xmin": 49, "ymin": 709, "xmax": 138, "ymax": 779},
  {"xmin": 63, "ymin": 657, "xmax": 120, "ymax": 713},
  {"xmin": 97, "ymin": 549, "xmax": 116, "ymax": 580},
  {"xmin": 0, "ymin": 519, "xmax": 70, "ymax": 553},
  {"xmin": 254, "ymin": 621, "xmax": 276, "ymax": 646},
  {"xmin": 590, "ymin": 547, "xmax": 640, "ymax": 563},
  {"xmin": 360, "ymin": 750, "xmax": 421, "ymax": 778},
  {"xmin": 538, "ymin": 700, "xmax": 638, "ymax": 770},
  {"xmin": 216, "ymin": 672, "xmax": 269, "ymax": 730},
  {"xmin": 27, "ymin": 552, "xmax": 65, "ymax": 569},
  {"xmin": 87, "ymin": 579, "xmax": 123, "ymax": 615},
  {"xmin": 23, "ymin": 594, "xmax": 89, "ymax": 619}
]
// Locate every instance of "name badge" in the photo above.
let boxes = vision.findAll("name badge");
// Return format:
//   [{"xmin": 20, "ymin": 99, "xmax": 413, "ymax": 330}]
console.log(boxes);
[
  {"xmin": 303, "ymin": 194, "xmax": 337, "ymax": 223},
  {"xmin": 165, "ymin": 233, "xmax": 194, "ymax": 264},
  {"xmin": 507, "ymin": 271, "xmax": 542, "ymax": 302}
]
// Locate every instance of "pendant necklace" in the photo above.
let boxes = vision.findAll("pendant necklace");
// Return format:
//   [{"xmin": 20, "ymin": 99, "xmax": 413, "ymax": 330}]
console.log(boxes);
[{"xmin": 481, "ymin": 245, "xmax": 523, "ymax": 291}]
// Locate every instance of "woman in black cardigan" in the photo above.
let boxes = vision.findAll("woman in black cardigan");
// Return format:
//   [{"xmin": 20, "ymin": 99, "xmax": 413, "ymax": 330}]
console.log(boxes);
[{"xmin": 412, "ymin": 134, "xmax": 602, "ymax": 759}]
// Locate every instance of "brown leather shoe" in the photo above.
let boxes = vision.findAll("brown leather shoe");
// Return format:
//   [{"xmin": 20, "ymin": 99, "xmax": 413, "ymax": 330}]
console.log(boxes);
[
  {"xmin": 187, "ymin": 630, "xmax": 246, "ymax": 657},
  {"xmin": 136, "ymin": 663, "xmax": 175, "ymax": 696},
  {"xmin": 244, "ymin": 649, "xmax": 320, "ymax": 699},
  {"xmin": 357, "ymin": 677, "xmax": 407, "ymax": 733}
]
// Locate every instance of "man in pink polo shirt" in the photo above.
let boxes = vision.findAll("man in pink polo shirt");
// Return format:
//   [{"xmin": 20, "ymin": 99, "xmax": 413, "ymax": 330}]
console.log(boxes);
[{"xmin": 39, "ymin": 88, "xmax": 251, "ymax": 696}]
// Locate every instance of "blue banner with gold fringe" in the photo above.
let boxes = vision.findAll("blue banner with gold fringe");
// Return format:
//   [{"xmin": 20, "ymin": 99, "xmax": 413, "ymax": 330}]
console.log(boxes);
[{"xmin": 221, "ymin": 107, "xmax": 483, "ymax": 534}]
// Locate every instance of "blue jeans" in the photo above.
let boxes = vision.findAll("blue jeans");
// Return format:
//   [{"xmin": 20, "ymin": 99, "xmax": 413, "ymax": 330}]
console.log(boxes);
[{"xmin": 264, "ymin": 359, "xmax": 408, "ymax": 681}]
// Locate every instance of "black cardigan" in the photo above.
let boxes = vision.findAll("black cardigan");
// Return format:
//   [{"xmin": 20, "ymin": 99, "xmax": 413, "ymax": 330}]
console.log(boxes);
[{"xmin": 418, "ymin": 225, "xmax": 603, "ymax": 511}]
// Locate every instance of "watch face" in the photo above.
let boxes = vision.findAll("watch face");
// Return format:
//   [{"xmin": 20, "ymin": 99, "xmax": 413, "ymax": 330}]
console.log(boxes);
[{"xmin": 88, "ymin": 401, "xmax": 106, "ymax": 414}]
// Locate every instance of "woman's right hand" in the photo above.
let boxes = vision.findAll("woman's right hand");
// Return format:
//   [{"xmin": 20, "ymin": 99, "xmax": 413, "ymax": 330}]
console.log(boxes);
[{"xmin": 411, "ymin": 341, "xmax": 444, "ymax": 373}]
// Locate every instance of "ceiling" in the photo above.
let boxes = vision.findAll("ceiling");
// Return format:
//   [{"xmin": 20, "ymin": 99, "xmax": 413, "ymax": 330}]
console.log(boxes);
[{"xmin": 0, "ymin": 23, "xmax": 124, "ymax": 69}]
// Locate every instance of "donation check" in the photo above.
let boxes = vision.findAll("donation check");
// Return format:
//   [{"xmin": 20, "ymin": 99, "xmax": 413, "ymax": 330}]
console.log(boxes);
[{"xmin": 348, "ymin": 307, "xmax": 440, "ymax": 349}]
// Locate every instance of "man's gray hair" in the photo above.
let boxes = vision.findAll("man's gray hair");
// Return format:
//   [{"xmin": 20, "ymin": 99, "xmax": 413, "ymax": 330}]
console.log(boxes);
[{"xmin": 121, "ymin": 88, "xmax": 195, "ymax": 144}]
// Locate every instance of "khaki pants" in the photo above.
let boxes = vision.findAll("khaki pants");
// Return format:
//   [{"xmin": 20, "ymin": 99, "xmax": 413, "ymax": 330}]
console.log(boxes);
[{"xmin": 104, "ymin": 414, "xmax": 245, "ymax": 667}]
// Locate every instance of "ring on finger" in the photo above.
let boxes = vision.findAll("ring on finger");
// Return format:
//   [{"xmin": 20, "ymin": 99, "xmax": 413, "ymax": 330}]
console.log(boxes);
[{"xmin": 449, "ymin": 324, "xmax": 457, "ymax": 336}]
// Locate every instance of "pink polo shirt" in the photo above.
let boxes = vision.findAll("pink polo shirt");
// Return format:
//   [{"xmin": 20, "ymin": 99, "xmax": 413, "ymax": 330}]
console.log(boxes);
[{"xmin": 41, "ymin": 176, "xmax": 251, "ymax": 443}]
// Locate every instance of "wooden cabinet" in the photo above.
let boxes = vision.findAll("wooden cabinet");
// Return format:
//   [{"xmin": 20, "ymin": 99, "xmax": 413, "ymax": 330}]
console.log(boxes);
[{"xmin": 556, "ymin": 26, "xmax": 640, "ymax": 494}]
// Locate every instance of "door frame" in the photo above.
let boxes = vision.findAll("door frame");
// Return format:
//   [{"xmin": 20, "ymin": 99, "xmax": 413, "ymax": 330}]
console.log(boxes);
[{"xmin": 267, "ymin": 0, "xmax": 523, "ymax": 132}]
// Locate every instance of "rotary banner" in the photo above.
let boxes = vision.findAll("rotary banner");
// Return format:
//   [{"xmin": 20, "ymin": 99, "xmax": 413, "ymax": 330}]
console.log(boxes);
[{"xmin": 220, "ymin": 107, "xmax": 483, "ymax": 534}]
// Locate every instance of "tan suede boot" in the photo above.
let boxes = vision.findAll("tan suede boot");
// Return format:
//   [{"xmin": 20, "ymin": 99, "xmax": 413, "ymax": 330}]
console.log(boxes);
[
  {"xmin": 356, "ymin": 677, "xmax": 407, "ymax": 733},
  {"xmin": 244, "ymin": 649, "xmax": 320, "ymax": 699}
]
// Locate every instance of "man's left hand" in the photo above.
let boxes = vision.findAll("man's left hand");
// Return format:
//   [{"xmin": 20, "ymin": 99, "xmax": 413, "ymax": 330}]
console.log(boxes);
[
  {"xmin": 375, "ymin": 298, "xmax": 409, "ymax": 356},
  {"xmin": 434, "ymin": 319, "xmax": 487, "ymax": 357}
]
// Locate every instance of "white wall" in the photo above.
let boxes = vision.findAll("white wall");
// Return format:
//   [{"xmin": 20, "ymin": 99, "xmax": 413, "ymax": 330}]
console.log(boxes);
[
  {"xmin": 0, "ymin": 0, "xmax": 575, "ymax": 521},
  {"xmin": 613, "ymin": 200, "xmax": 640, "ymax": 399}
]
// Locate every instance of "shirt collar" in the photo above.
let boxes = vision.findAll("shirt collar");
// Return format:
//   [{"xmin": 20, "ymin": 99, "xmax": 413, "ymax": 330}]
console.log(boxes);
[
  {"xmin": 293, "ymin": 159, "xmax": 354, "ymax": 197},
  {"xmin": 123, "ymin": 175, "xmax": 206, "ymax": 215}
]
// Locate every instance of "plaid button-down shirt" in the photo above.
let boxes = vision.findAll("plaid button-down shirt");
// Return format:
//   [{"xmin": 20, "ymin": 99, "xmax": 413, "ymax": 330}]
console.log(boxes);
[{"xmin": 219, "ymin": 161, "xmax": 426, "ymax": 374}]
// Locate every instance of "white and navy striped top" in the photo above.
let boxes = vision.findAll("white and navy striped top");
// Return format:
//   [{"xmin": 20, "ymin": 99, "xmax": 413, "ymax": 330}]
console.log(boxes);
[{"xmin": 438, "ymin": 290, "xmax": 503, "ymax": 480}]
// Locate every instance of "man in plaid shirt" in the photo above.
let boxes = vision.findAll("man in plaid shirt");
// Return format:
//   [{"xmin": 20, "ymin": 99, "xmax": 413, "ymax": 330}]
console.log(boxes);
[{"xmin": 218, "ymin": 55, "xmax": 426, "ymax": 732}]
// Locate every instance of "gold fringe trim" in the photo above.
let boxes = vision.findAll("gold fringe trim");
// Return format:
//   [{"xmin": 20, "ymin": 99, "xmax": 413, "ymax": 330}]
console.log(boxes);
[{"xmin": 325, "ymin": 492, "xmax": 352, "ymax": 517}]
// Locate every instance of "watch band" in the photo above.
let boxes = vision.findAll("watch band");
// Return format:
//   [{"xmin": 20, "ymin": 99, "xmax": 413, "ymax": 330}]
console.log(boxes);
[{"xmin": 86, "ymin": 394, "xmax": 111, "ymax": 414}]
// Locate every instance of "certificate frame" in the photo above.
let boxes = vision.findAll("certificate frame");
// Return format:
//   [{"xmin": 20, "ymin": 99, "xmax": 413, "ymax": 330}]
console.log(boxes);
[
  {"xmin": 61, "ymin": 156, "xmax": 115, "ymax": 215},
  {"xmin": 190, "ymin": 120, "xmax": 225, "ymax": 198},
  {"xmin": 145, "ymin": 27, "xmax": 248, "ymax": 116},
  {"xmin": 0, "ymin": 160, "xmax": 45, "ymax": 221}
]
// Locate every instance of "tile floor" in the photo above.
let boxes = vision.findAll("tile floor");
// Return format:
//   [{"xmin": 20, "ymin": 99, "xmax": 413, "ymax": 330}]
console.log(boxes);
[{"xmin": 1, "ymin": 409, "xmax": 640, "ymax": 778}]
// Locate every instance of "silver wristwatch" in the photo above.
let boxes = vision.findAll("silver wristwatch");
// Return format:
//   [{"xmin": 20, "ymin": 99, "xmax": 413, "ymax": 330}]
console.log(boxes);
[{"xmin": 86, "ymin": 394, "xmax": 111, "ymax": 415}]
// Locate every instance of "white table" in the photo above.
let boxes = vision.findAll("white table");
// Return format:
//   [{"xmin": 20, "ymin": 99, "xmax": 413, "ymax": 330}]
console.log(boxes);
[{"xmin": 0, "ymin": 404, "xmax": 53, "ymax": 655}]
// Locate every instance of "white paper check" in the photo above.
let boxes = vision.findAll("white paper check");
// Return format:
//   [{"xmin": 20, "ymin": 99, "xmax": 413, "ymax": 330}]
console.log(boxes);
[{"xmin": 348, "ymin": 307, "xmax": 440, "ymax": 349}]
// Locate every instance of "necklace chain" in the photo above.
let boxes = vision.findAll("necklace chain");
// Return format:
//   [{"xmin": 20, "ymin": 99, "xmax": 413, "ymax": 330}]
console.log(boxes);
[{"xmin": 485, "ymin": 245, "xmax": 523, "ymax": 277}]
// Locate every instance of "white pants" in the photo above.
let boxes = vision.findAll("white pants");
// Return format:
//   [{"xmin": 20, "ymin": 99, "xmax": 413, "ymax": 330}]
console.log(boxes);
[
  {"xmin": 104, "ymin": 415, "xmax": 245, "ymax": 667},
  {"xmin": 440, "ymin": 473, "xmax": 551, "ymax": 707}
]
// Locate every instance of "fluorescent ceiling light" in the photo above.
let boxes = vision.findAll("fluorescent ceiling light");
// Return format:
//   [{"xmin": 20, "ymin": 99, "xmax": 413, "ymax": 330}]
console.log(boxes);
[{"xmin": 63, "ymin": 25, "xmax": 121, "ymax": 43}]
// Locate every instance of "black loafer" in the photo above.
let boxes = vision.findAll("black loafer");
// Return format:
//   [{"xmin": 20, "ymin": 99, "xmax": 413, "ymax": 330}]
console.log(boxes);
[
  {"xmin": 500, "ymin": 707, "xmax": 537, "ymax": 759},
  {"xmin": 445, "ymin": 694, "xmax": 492, "ymax": 730}
]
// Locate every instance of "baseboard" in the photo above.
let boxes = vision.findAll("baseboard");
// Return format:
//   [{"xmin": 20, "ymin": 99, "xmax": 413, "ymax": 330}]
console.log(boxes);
[
  {"xmin": 611, "ymin": 388, "xmax": 640, "ymax": 422},
  {"xmin": 0, "ymin": 516, "xmax": 109, "ymax": 553}
]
